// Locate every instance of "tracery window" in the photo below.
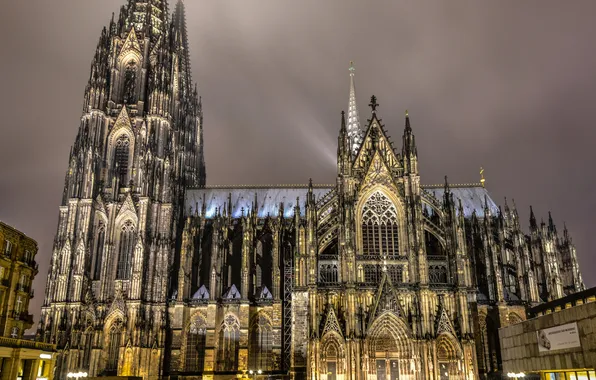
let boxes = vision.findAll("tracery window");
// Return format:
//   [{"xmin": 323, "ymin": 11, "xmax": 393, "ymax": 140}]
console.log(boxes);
[
  {"xmin": 429, "ymin": 266, "xmax": 448, "ymax": 284},
  {"xmin": 106, "ymin": 321, "xmax": 122, "ymax": 371},
  {"xmin": 319, "ymin": 264, "xmax": 339, "ymax": 284},
  {"xmin": 361, "ymin": 192, "xmax": 399, "ymax": 257},
  {"xmin": 249, "ymin": 314, "xmax": 273, "ymax": 370},
  {"xmin": 185, "ymin": 322, "xmax": 206, "ymax": 372},
  {"xmin": 93, "ymin": 224, "xmax": 106, "ymax": 280},
  {"xmin": 364, "ymin": 264, "xmax": 381, "ymax": 284},
  {"xmin": 217, "ymin": 315, "xmax": 240, "ymax": 371},
  {"xmin": 116, "ymin": 221, "xmax": 135, "ymax": 280},
  {"xmin": 114, "ymin": 135, "xmax": 130, "ymax": 185},
  {"xmin": 388, "ymin": 265, "xmax": 403, "ymax": 284}
]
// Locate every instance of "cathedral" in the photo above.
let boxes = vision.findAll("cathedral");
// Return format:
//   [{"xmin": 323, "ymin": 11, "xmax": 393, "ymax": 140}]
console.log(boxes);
[{"xmin": 39, "ymin": 1, "xmax": 586, "ymax": 380}]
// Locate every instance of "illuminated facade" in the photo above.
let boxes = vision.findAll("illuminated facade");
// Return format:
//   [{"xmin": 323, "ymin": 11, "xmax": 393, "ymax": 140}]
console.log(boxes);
[{"xmin": 39, "ymin": 1, "xmax": 586, "ymax": 380}]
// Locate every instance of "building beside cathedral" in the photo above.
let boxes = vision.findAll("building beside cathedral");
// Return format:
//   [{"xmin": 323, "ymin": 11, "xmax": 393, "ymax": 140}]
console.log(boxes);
[{"xmin": 39, "ymin": 1, "xmax": 585, "ymax": 380}]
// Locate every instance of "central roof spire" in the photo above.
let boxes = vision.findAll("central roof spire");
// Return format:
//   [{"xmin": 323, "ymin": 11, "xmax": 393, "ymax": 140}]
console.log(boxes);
[{"xmin": 347, "ymin": 61, "xmax": 364, "ymax": 156}]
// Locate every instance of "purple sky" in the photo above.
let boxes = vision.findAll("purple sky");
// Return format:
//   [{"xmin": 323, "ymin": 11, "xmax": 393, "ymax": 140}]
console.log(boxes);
[{"xmin": 1, "ymin": 0, "xmax": 595, "ymax": 328}]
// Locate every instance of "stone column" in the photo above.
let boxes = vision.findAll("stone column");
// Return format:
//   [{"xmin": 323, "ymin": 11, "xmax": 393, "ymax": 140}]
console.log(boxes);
[{"xmin": 23, "ymin": 359, "xmax": 41, "ymax": 380}]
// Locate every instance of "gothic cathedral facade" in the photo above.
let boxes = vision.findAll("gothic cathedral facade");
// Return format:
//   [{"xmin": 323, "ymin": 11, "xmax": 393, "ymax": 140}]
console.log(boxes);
[{"xmin": 39, "ymin": 1, "xmax": 585, "ymax": 380}]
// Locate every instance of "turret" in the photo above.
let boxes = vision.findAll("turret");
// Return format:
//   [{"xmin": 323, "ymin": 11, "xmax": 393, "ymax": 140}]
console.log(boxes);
[
  {"xmin": 337, "ymin": 111, "xmax": 351, "ymax": 177},
  {"xmin": 402, "ymin": 111, "xmax": 418, "ymax": 174}
]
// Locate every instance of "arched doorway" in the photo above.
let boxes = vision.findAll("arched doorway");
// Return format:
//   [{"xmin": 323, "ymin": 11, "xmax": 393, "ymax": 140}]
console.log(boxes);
[
  {"xmin": 366, "ymin": 312, "xmax": 412, "ymax": 380},
  {"xmin": 436, "ymin": 334, "xmax": 462, "ymax": 380},
  {"xmin": 321, "ymin": 333, "xmax": 344, "ymax": 380}
]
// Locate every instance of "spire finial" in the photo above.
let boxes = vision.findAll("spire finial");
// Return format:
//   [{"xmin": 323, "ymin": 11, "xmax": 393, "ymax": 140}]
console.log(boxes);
[
  {"xmin": 349, "ymin": 61, "xmax": 355, "ymax": 74},
  {"xmin": 369, "ymin": 95, "xmax": 379, "ymax": 113},
  {"xmin": 480, "ymin": 167, "xmax": 486, "ymax": 188},
  {"xmin": 405, "ymin": 109, "xmax": 409, "ymax": 117}
]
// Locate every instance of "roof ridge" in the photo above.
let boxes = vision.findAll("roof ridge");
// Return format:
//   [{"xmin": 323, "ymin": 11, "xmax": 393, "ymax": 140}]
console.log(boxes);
[
  {"xmin": 192, "ymin": 184, "xmax": 335, "ymax": 189},
  {"xmin": 190, "ymin": 182, "xmax": 485, "ymax": 190},
  {"xmin": 423, "ymin": 182, "xmax": 484, "ymax": 189}
]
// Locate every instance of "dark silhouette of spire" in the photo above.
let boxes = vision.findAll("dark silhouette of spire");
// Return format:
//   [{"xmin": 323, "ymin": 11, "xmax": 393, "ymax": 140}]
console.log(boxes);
[{"xmin": 530, "ymin": 206, "xmax": 537, "ymax": 230}]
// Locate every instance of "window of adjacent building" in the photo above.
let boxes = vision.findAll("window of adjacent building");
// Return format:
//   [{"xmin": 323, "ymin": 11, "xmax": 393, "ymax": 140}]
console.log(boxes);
[
  {"xmin": 116, "ymin": 221, "xmax": 135, "ymax": 280},
  {"xmin": 4, "ymin": 240, "xmax": 12, "ymax": 255},
  {"xmin": 361, "ymin": 192, "xmax": 399, "ymax": 257},
  {"xmin": 15, "ymin": 295, "xmax": 22, "ymax": 314}
]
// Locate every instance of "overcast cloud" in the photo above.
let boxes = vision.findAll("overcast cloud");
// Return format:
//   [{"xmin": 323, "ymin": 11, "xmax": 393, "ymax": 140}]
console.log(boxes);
[{"xmin": 1, "ymin": 0, "xmax": 595, "ymax": 327}]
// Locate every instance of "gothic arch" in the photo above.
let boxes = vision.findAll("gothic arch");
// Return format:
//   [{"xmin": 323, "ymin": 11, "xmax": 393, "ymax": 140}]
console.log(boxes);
[
  {"xmin": 115, "ymin": 220, "xmax": 136, "ymax": 280},
  {"xmin": 103, "ymin": 316, "xmax": 124, "ymax": 373},
  {"xmin": 107, "ymin": 110, "xmax": 136, "ymax": 186},
  {"xmin": 424, "ymin": 228, "xmax": 447, "ymax": 253},
  {"xmin": 217, "ymin": 314, "xmax": 240, "ymax": 371},
  {"xmin": 366, "ymin": 311, "xmax": 412, "ymax": 358},
  {"xmin": 436, "ymin": 333, "xmax": 462, "ymax": 361},
  {"xmin": 249, "ymin": 312, "xmax": 274, "ymax": 370},
  {"xmin": 356, "ymin": 186, "xmax": 405, "ymax": 257},
  {"xmin": 182, "ymin": 312, "xmax": 207, "ymax": 372},
  {"xmin": 507, "ymin": 312, "xmax": 523, "ymax": 325}
]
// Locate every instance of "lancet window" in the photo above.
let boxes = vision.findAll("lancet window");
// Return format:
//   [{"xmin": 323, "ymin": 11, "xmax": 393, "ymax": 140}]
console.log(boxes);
[
  {"xmin": 185, "ymin": 322, "xmax": 207, "ymax": 372},
  {"xmin": 361, "ymin": 192, "xmax": 399, "ymax": 257},
  {"xmin": 114, "ymin": 135, "xmax": 131, "ymax": 185},
  {"xmin": 116, "ymin": 221, "xmax": 135, "ymax": 280},
  {"xmin": 217, "ymin": 315, "xmax": 240, "ymax": 371},
  {"xmin": 249, "ymin": 314, "xmax": 273, "ymax": 370},
  {"xmin": 106, "ymin": 321, "xmax": 122, "ymax": 371},
  {"xmin": 82, "ymin": 330, "xmax": 93, "ymax": 368},
  {"xmin": 93, "ymin": 224, "xmax": 105, "ymax": 280}
]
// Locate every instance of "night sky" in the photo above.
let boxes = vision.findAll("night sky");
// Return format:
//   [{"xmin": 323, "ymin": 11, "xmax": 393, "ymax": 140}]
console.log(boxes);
[{"xmin": 1, "ymin": 1, "xmax": 595, "ymax": 328}]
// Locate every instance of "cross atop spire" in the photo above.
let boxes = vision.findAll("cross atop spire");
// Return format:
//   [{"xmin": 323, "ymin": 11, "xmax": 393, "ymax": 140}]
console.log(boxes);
[
  {"xmin": 347, "ymin": 61, "xmax": 363, "ymax": 156},
  {"xmin": 369, "ymin": 95, "xmax": 379, "ymax": 113}
]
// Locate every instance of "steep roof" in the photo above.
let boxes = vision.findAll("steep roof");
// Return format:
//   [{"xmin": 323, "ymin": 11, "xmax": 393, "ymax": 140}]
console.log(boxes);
[{"xmin": 184, "ymin": 183, "xmax": 499, "ymax": 219}]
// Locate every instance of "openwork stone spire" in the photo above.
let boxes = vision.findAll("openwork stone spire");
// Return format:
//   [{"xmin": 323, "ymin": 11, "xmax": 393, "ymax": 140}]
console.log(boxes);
[{"xmin": 347, "ymin": 61, "xmax": 363, "ymax": 156}]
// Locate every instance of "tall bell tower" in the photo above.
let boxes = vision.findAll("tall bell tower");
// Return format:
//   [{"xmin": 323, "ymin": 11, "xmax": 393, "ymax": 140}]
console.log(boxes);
[{"xmin": 39, "ymin": 0, "xmax": 205, "ymax": 378}]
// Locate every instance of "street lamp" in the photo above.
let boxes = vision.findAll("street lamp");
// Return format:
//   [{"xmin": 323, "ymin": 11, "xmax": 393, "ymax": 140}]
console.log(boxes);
[
  {"xmin": 248, "ymin": 369, "xmax": 262, "ymax": 380},
  {"xmin": 67, "ymin": 372, "xmax": 88, "ymax": 378}
]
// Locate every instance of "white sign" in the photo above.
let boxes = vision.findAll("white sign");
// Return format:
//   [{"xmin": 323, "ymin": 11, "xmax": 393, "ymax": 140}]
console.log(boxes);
[{"xmin": 537, "ymin": 322, "xmax": 581, "ymax": 352}]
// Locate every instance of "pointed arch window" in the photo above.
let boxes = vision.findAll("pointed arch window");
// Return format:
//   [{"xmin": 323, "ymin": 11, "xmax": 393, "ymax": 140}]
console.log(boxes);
[
  {"xmin": 249, "ymin": 314, "xmax": 272, "ymax": 370},
  {"xmin": 361, "ymin": 192, "xmax": 399, "ymax": 257},
  {"xmin": 106, "ymin": 321, "xmax": 122, "ymax": 371},
  {"xmin": 93, "ymin": 224, "xmax": 106, "ymax": 280},
  {"xmin": 114, "ymin": 135, "xmax": 131, "ymax": 185},
  {"xmin": 185, "ymin": 321, "xmax": 206, "ymax": 372},
  {"xmin": 116, "ymin": 221, "xmax": 135, "ymax": 280},
  {"xmin": 218, "ymin": 315, "xmax": 240, "ymax": 371}
]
